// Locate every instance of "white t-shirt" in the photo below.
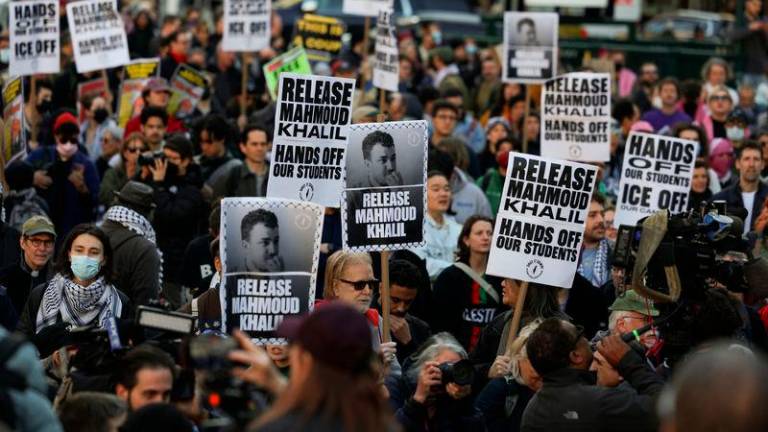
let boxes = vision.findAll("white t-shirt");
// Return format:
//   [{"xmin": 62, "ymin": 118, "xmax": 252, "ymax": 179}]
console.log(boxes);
[{"xmin": 742, "ymin": 191, "xmax": 756, "ymax": 234}]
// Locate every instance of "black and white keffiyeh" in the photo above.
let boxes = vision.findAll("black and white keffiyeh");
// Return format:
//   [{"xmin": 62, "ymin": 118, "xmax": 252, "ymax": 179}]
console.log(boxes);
[
  {"xmin": 104, "ymin": 205, "xmax": 163, "ymax": 286},
  {"xmin": 36, "ymin": 274, "xmax": 123, "ymax": 332}
]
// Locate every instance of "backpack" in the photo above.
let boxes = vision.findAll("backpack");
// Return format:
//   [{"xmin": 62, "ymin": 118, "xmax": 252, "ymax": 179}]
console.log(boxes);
[
  {"xmin": 6, "ymin": 189, "xmax": 50, "ymax": 231},
  {"xmin": 0, "ymin": 332, "xmax": 28, "ymax": 429}
]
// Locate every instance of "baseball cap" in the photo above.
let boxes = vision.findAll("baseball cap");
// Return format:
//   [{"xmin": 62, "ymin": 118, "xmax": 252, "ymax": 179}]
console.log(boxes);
[
  {"xmin": 277, "ymin": 302, "xmax": 374, "ymax": 373},
  {"xmin": 22, "ymin": 215, "xmax": 56, "ymax": 238},
  {"xmin": 53, "ymin": 112, "xmax": 79, "ymax": 135},
  {"xmin": 142, "ymin": 77, "xmax": 171, "ymax": 96},
  {"xmin": 609, "ymin": 290, "xmax": 659, "ymax": 317}
]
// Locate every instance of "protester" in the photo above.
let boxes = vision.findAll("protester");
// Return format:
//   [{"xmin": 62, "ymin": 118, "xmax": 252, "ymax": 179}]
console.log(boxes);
[
  {"xmin": 221, "ymin": 124, "xmax": 271, "ymax": 198},
  {"xmin": 114, "ymin": 345, "xmax": 176, "ymax": 411},
  {"xmin": 178, "ymin": 237, "xmax": 221, "ymax": 332},
  {"xmin": 708, "ymin": 137, "xmax": 736, "ymax": 190},
  {"xmin": 599, "ymin": 290, "xmax": 660, "ymax": 349},
  {"xmin": 443, "ymin": 88, "xmax": 485, "ymax": 154},
  {"xmin": 180, "ymin": 205, "xmax": 219, "ymax": 299},
  {"xmin": 57, "ymin": 392, "xmax": 127, "ymax": 432},
  {"xmin": 631, "ymin": 62, "xmax": 659, "ymax": 113},
  {"xmin": 0, "ymin": 216, "xmax": 56, "ymax": 325},
  {"xmin": 478, "ymin": 117, "xmax": 511, "ymax": 173},
  {"xmin": 477, "ymin": 138, "xmax": 514, "ymax": 215},
  {"xmin": 689, "ymin": 160, "xmax": 713, "ymax": 210},
  {"xmin": 577, "ymin": 193, "xmax": 612, "ymax": 289},
  {"xmin": 712, "ymin": 141, "xmax": 768, "ymax": 233},
  {"xmin": 380, "ymin": 259, "xmax": 432, "ymax": 363},
  {"xmin": 701, "ymin": 58, "xmax": 739, "ymax": 105},
  {"xmin": 16, "ymin": 224, "xmax": 131, "ymax": 338},
  {"xmin": 99, "ymin": 133, "xmax": 150, "ymax": 207},
  {"xmin": 641, "ymin": 78, "xmax": 691, "ymax": 132},
  {"xmin": 700, "ymin": 85, "xmax": 734, "ymax": 141},
  {"xmin": 412, "ymin": 171, "xmax": 462, "ymax": 280},
  {"xmin": 431, "ymin": 215, "xmax": 503, "ymax": 352},
  {"xmin": 388, "ymin": 332, "xmax": 484, "ymax": 430},
  {"xmin": 123, "ymin": 78, "xmax": 184, "ymax": 137},
  {"xmin": 79, "ymin": 95, "xmax": 117, "ymax": 160},
  {"xmin": 101, "ymin": 181, "xmax": 162, "ymax": 306},
  {"xmin": 194, "ymin": 114, "xmax": 242, "ymax": 199},
  {"xmin": 521, "ymin": 318, "xmax": 665, "ymax": 431},
  {"xmin": 27, "ymin": 112, "xmax": 100, "ymax": 240},
  {"xmin": 94, "ymin": 124, "xmax": 124, "ymax": 180},
  {"xmin": 138, "ymin": 106, "xmax": 168, "ymax": 152},
  {"xmin": 436, "ymin": 138, "xmax": 490, "ymax": 221},
  {"xmin": 160, "ymin": 31, "xmax": 191, "ymax": 81}
]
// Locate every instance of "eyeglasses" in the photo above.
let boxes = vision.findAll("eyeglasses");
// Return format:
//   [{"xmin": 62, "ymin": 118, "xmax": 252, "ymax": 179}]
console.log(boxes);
[
  {"xmin": 126, "ymin": 147, "xmax": 144, "ymax": 153},
  {"xmin": 25, "ymin": 237, "xmax": 54, "ymax": 248},
  {"xmin": 339, "ymin": 278, "xmax": 380, "ymax": 291},
  {"xmin": 571, "ymin": 324, "xmax": 585, "ymax": 350},
  {"xmin": 60, "ymin": 136, "xmax": 79, "ymax": 145},
  {"xmin": 709, "ymin": 95, "xmax": 731, "ymax": 102}
]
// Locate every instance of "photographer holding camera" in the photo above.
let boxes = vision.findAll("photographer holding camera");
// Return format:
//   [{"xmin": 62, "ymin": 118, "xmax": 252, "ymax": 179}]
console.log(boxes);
[{"xmin": 389, "ymin": 332, "xmax": 484, "ymax": 431}]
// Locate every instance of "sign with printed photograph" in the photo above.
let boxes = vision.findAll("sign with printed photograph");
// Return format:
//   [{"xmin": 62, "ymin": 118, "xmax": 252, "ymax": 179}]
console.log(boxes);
[
  {"xmin": 2, "ymin": 77, "xmax": 26, "ymax": 164},
  {"xmin": 502, "ymin": 12, "xmax": 558, "ymax": 83},
  {"xmin": 116, "ymin": 58, "xmax": 160, "ymax": 127}
]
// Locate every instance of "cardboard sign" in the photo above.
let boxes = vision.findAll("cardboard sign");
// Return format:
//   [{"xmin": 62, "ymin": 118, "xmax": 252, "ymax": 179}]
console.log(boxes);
[
  {"xmin": 541, "ymin": 72, "xmax": 611, "ymax": 162},
  {"xmin": 9, "ymin": 0, "xmax": 60, "ymax": 76},
  {"xmin": 222, "ymin": 0, "xmax": 271, "ymax": 51},
  {"xmin": 2, "ymin": 77, "xmax": 26, "ymax": 164},
  {"xmin": 116, "ymin": 58, "xmax": 161, "ymax": 127},
  {"xmin": 342, "ymin": 0, "xmax": 392, "ymax": 17},
  {"xmin": 266, "ymin": 73, "xmax": 355, "ymax": 207},
  {"xmin": 615, "ymin": 133, "xmax": 698, "ymax": 226},
  {"xmin": 167, "ymin": 64, "xmax": 209, "ymax": 118},
  {"xmin": 372, "ymin": 7, "xmax": 399, "ymax": 93},
  {"xmin": 219, "ymin": 198, "xmax": 323, "ymax": 343},
  {"xmin": 66, "ymin": 0, "xmax": 129, "ymax": 73},
  {"xmin": 263, "ymin": 47, "xmax": 312, "ymax": 100},
  {"xmin": 292, "ymin": 14, "xmax": 345, "ymax": 63},
  {"xmin": 487, "ymin": 153, "xmax": 598, "ymax": 288},
  {"xmin": 341, "ymin": 121, "xmax": 427, "ymax": 251},
  {"xmin": 502, "ymin": 12, "xmax": 558, "ymax": 83}
]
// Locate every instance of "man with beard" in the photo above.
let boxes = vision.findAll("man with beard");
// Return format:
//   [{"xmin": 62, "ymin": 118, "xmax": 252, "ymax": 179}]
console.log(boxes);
[
  {"xmin": 576, "ymin": 193, "xmax": 612, "ymax": 289},
  {"xmin": 378, "ymin": 259, "xmax": 431, "ymax": 363},
  {"xmin": 241, "ymin": 209, "xmax": 284, "ymax": 273},
  {"xmin": 713, "ymin": 141, "xmax": 768, "ymax": 233}
]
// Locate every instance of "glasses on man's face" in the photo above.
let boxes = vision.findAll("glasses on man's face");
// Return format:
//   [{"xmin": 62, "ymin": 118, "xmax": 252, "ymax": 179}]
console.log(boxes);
[
  {"xmin": 25, "ymin": 237, "xmax": 54, "ymax": 249},
  {"xmin": 339, "ymin": 278, "xmax": 380, "ymax": 292},
  {"xmin": 710, "ymin": 95, "xmax": 730, "ymax": 102}
]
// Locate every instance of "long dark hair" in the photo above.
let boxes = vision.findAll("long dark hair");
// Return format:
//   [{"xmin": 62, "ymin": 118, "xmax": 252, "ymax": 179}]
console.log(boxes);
[
  {"xmin": 523, "ymin": 283, "xmax": 563, "ymax": 320},
  {"xmin": 254, "ymin": 352, "xmax": 394, "ymax": 432},
  {"xmin": 55, "ymin": 224, "xmax": 114, "ymax": 284},
  {"xmin": 456, "ymin": 215, "xmax": 494, "ymax": 264}
]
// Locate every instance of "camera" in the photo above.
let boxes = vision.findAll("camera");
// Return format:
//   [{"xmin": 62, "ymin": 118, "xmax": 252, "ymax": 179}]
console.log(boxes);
[
  {"xmin": 438, "ymin": 359, "xmax": 474, "ymax": 386},
  {"xmin": 138, "ymin": 150, "xmax": 165, "ymax": 166}
]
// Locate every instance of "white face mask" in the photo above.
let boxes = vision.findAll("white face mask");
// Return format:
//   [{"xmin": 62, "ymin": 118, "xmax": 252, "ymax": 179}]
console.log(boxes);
[
  {"xmin": 0, "ymin": 48, "xmax": 9, "ymax": 64},
  {"xmin": 726, "ymin": 127, "xmax": 745, "ymax": 141},
  {"xmin": 652, "ymin": 96, "xmax": 663, "ymax": 109}
]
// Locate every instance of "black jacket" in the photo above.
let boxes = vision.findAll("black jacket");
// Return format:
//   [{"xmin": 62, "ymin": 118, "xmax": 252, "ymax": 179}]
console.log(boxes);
[
  {"xmin": 0, "ymin": 223, "xmax": 21, "ymax": 270},
  {"xmin": 101, "ymin": 219, "xmax": 161, "ymax": 306},
  {"xmin": 395, "ymin": 314, "xmax": 432, "ymax": 364},
  {"xmin": 16, "ymin": 280, "xmax": 133, "ymax": 339},
  {"xmin": 521, "ymin": 350, "xmax": 664, "ymax": 432},
  {"xmin": 150, "ymin": 166, "xmax": 206, "ymax": 284},
  {"xmin": 0, "ymin": 258, "xmax": 53, "ymax": 319},
  {"xmin": 565, "ymin": 274, "xmax": 610, "ymax": 340},
  {"xmin": 712, "ymin": 181, "xmax": 768, "ymax": 232}
]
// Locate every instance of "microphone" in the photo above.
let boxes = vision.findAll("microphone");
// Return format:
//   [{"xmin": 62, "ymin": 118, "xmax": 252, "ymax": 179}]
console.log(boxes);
[{"xmin": 621, "ymin": 323, "xmax": 653, "ymax": 343}]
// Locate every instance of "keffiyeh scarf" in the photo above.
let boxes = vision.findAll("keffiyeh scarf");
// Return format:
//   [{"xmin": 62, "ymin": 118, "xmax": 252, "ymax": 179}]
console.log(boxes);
[
  {"xmin": 36, "ymin": 274, "xmax": 123, "ymax": 332},
  {"xmin": 104, "ymin": 205, "xmax": 163, "ymax": 286},
  {"xmin": 578, "ymin": 239, "xmax": 611, "ymax": 288}
]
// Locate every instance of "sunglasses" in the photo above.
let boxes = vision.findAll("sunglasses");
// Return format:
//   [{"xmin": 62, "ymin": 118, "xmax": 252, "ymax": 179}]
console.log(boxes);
[
  {"xmin": 339, "ymin": 278, "xmax": 380, "ymax": 291},
  {"xmin": 60, "ymin": 136, "xmax": 79, "ymax": 145},
  {"xmin": 126, "ymin": 147, "xmax": 144, "ymax": 153},
  {"xmin": 709, "ymin": 95, "xmax": 731, "ymax": 102}
]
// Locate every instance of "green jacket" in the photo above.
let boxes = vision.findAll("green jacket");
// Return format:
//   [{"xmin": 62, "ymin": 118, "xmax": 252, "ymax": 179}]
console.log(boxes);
[
  {"xmin": 98, "ymin": 165, "xmax": 128, "ymax": 207},
  {"xmin": 476, "ymin": 168, "xmax": 505, "ymax": 215}
]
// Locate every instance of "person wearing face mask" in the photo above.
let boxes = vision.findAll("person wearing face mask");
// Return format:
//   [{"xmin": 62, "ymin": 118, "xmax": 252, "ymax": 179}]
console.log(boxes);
[
  {"xmin": 143, "ymin": 134, "xmax": 205, "ymax": 308},
  {"xmin": 16, "ymin": 223, "xmax": 132, "ymax": 339},
  {"xmin": 80, "ymin": 95, "xmax": 117, "ymax": 160},
  {"xmin": 708, "ymin": 138, "xmax": 737, "ymax": 190},
  {"xmin": 725, "ymin": 110, "xmax": 750, "ymax": 145},
  {"xmin": 23, "ymin": 79, "xmax": 55, "ymax": 151},
  {"xmin": 477, "ymin": 138, "xmax": 515, "ymax": 215},
  {"xmin": 27, "ymin": 112, "xmax": 100, "ymax": 241}
]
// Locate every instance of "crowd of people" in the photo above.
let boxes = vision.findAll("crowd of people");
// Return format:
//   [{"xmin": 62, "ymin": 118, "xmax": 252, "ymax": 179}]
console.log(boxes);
[{"xmin": 2, "ymin": 1, "xmax": 768, "ymax": 431}]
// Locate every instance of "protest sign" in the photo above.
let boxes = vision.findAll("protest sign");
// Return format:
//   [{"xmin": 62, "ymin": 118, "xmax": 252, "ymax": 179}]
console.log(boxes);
[
  {"xmin": 487, "ymin": 153, "xmax": 598, "ymax": 288},
  {"xmin": 263, "ymin": 47, "xmax": 312, "ymax": 100},
  {"xmin": 9, "ymin": 0, "xmax": 60, "ymax": 76},
  {"xmin": 292, "ymin": 14, "xmax": 345, "ymax": 63},
  {"xmin": 342, "ymin": 0, "xmax": 392, "ymax": 16},
  {"xmin": 2, "ymin": 77, "xmax": 26, "ymax": 164},
  {"xmin": 526, "ymin": 0, "xmax": 607, "ymax": 5},
  {"xmin": 372, "ymin": 7, "xmax": 399, "ymax": 93},
  {"xmin": 219, "ymin": 198, "xmax": 323, "ymax": 343},
  {"xmin": 615, "ymin": 132, "xmax": 698, "ymax": 227},
  {"xmin": 341, "ymin": 121, "xmax": 427, "ymax": 251},
  {"xmin": 76, "ymin": 77, "xmax": 109, "ymax": 124},
  {"xmin": 222, "ymin": 0, "xmax": 271, "ymax": 51},
  {"xmin": 266, "ymin": 73, "xmax": 355, "ymax": 207},
  {"xmin": 116, "ymin": 58, "xmax": 160, "ymax": 127},
  {"xmin": 541, "ymin": 72, "xmax": 611, "ymax": 162},
  {"xmin": 167, "ymin": 64, "xmax": 209, "ymax": 118},
  {"xmin": 502, "ymin": 12, "xmax": 558, "ymax": 83},
  {"xmin": 66, "ymin": 0, "xmax": 129, "ymax": 73}
]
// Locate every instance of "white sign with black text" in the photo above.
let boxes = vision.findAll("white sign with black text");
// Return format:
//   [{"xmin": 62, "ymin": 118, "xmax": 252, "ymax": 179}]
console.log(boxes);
[
  {"xmin": 502, "ymin": 12, "xmax": 558, "ymax": 83},
  {"xmin": 372, "ymin": 7, "xmax": 399, "ymax": 93},
  {"xmin": 66, "ymin": 0, "xmax": 129, "ymax": 73},
  {"xmin": 222, "ymin": 0, "xmax": 271, "ymax": 51},
  {"xmin": 9, "ymin": 0, "xmax": 60, "ymax": 76}
]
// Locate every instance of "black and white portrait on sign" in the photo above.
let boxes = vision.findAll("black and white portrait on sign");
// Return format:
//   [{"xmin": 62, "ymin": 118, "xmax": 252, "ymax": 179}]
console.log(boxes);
[
  {"xmin": 502, "ymin": 12, "xmax": 558, "ymax": 83},
  {"xmin": 220, "ymin": 198, "xmax": 323, "ymax": 343},
  {"xmin": 342, "ymin": 120, "xmax": 428, "ymax": 252}
]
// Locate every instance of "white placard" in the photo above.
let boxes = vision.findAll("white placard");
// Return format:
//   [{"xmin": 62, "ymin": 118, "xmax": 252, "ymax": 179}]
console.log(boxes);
[
  {"xmin": 487, "ymin": 153, "xmax": 598, "ymax": 288},
  {"xmin": 9, "ymin": 0, "xmax": 60, "ymax": 76},
  {"xmin": 502, "ymin": 12, "xmax": 558, "ymax": 83},
  {"xmin": 222, "ymin": 0, "xmax": 271, "ymax": 51},
  {"xmin": 67, "ymin": 0, "xmax": 129, "ymax": 73},
  {"xmin": 372, "ymin": 7, "xmax": 399, "ymax": 93},
  {"xmin": 342, "ymin": 0, "xmax": 392, "ymax": 17}
]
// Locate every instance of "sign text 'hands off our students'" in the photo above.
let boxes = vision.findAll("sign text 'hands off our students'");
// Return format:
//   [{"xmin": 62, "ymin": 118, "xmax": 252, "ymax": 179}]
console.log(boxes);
[
  {"xmin": 615, "ymin": 132, "xmax": 698, "ymax": 226},
  {"xmin": 267, "ymin": 73, "xmax": 355, "ymax": 207},
  {"xmin": 487, "ymin": 153, "xmax": 597, "ymax": 288}
]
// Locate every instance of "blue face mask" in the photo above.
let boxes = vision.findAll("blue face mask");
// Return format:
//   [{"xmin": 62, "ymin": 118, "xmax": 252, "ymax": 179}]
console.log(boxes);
[
  {"xmin": 465, "ymin": 44, "xmax": 477, "ymax": 55},
  {"xmin": 432, "ymin": 31, "xmax": 442, "ymax": 46},
  {"xmin": 70, "ymin": 255, "xmax": 101, "ymax": 281}
]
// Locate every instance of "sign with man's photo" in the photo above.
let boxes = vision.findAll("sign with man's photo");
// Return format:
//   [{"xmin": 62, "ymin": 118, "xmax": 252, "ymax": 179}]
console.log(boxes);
[
  {"xmin": 219, "ymin": 198, "xmax": 324, "ymax": 343},
  {"xmin": 502, "ymin": 12, "xmax": 558, "ymax": 83},
  {"xmin": 341, "ymin": 121, "xmax": 428, "ymax": 252}
]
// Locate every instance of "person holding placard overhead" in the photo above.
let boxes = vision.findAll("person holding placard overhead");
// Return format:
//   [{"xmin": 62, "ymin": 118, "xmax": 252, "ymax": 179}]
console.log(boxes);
[
  {"xmin": 431, "ymin": 215, "xmax": 503, "ymax": 352},
  {"xmin": 411, "ymin": 170, "xmax": 462, "ymax": 281}
]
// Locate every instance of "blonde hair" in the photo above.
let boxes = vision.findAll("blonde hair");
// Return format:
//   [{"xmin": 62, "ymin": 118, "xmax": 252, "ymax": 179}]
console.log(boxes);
[{"xmin": 323, "ymin": 250, "xmax": 373, "ymax": 300}]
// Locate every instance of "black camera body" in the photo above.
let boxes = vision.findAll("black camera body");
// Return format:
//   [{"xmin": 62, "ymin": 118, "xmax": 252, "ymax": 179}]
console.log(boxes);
[
  {"xmin": 138, "ymin": 150, "xmax": 165, "ymax": 166},
  {"xmin": 438, "ymin": 359, "xmax": 474, "ymax": 386}
]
